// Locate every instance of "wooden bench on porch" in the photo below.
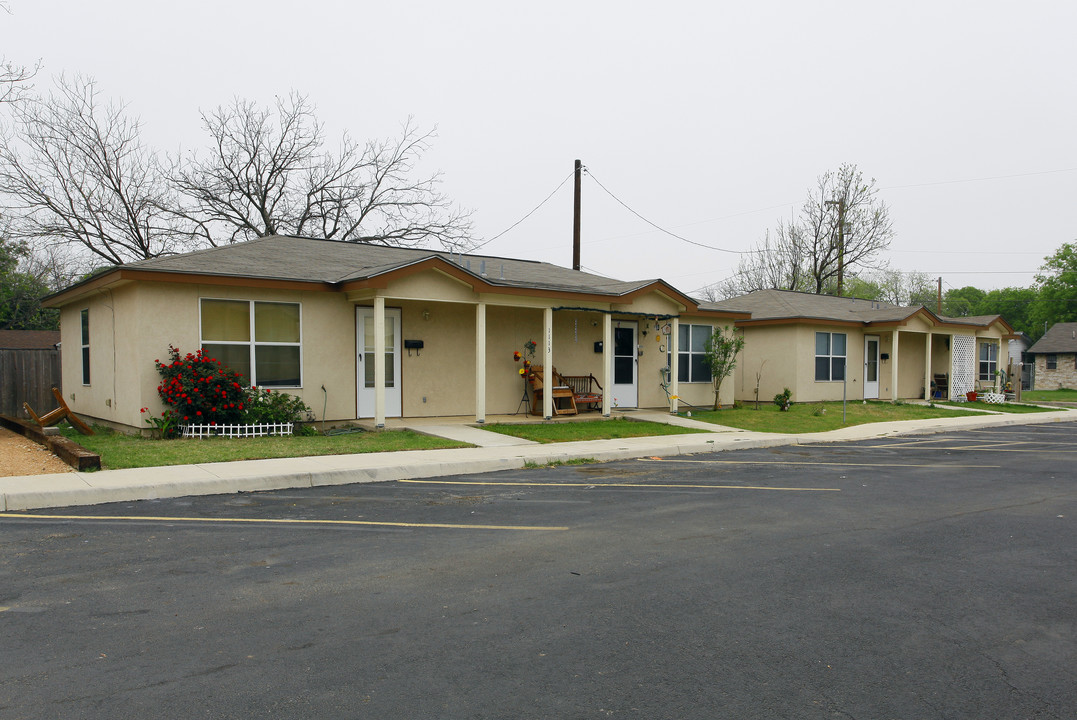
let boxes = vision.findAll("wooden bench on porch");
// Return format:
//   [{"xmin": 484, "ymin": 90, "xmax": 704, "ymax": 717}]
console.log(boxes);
[{"xmin": 559, "ymin": 372, "xmax": 603, "ymax": 412}]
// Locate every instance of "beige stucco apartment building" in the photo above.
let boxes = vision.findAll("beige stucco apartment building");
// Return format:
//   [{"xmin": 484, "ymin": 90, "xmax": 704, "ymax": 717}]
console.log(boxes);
[
  {"xmin": 44, "ymin": 235, "xmax": 748, "ymax": 430},
  {"xmin": 704, "ymin": 290, "xmax": 1013, "ymax": 404}
]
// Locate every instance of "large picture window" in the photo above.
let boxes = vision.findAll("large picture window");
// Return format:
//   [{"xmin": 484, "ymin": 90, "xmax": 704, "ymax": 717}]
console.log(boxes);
[
  {"xmin": 670, "ymin": 324, "xmax": 713, "ymax": 383},
  {"xmin": 80, "ymin": 308, "xmax": 90, "ymax": 385},
  {"xmin": 978, "ymin": 342, "xmax": 998, "ymax": 380},
  {"xmin": 815, "ymin": 332, "xmax": 846, "ymax": 381},
  {"xmin": 201, "ymin": 299, "xmax": 302, "ymax": 387}
]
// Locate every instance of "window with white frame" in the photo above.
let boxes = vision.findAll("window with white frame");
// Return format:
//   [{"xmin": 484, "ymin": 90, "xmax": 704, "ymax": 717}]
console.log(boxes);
[
  {"xmin": 668, "ymin": 324, "xmax": 713, "ymax": 383},
  {"xmin": 815, "ymin": 332, "xmax": 846, "ymax": 381},
  {"xmin": 978, "ymin": 342, "xmax": 998, "ymax": 380},
  {"xmin": 200, "ymin": 299, "xmax": 302, "ymax": 387},
  {"xmin": 80, "ymin": 308, "xmax": 90, "ymax": 385}
]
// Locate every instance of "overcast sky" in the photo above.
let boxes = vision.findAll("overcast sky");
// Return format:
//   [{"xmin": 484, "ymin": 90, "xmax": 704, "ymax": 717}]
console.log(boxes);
[{"xmin": 4, "ymin": 0, "xmax": 1075, "ymax": 296}]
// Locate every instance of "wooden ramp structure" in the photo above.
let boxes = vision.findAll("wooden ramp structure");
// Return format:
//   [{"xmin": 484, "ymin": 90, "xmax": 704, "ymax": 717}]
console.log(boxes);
[{"xmin": 24, "ymin": 387, "xmax": 94, "ymax": 435}]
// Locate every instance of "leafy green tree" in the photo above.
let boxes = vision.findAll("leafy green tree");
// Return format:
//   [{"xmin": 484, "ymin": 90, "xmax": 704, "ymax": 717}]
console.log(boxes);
[
  {"xmin": 0, "ymin": 236, "xmax": 58, "ymax": 330},
  {"xmin": 978, "ymin": 287, "xmax": 1038, "ymax": 337},
  {"xmin": 1030, "ymin": 242, "xmax": 1077, "ymax": 334},
  {"xmin": 942, "ymin": 286, "xmax": 986, "ymax": 317},
  {"xmin": 703, "ymin": 325, "xmax": 745, "ymax": 410}
]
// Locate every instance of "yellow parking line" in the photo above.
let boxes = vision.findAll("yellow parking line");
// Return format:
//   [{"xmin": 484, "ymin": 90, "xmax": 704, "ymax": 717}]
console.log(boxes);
[
  {"xmin": 400, "ymin": 480, "xmax": 839, "ymax": 492},
  {"xmin": 0, "ymin": 513, "xmax": 567, "ymax": 532},
  {"xmin": 640, "ymin": 459, "xmax": 999, "ymax": 468}
]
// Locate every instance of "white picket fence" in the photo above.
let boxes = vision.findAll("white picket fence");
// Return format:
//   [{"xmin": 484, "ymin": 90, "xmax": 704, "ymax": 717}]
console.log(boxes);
[{"xmin": 180, "ymin": 422, "xmax": 293, "ymax": 439}]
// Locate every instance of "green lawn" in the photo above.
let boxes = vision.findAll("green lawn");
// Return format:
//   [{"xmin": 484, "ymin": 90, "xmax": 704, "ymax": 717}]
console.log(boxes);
[
  {"xmin": 61, "ymin": 426, "xmax": 468, "ymax": 470},
  {"xmin": 1021, "ymin": 388, "xmax": 1077, "ymax": 402},
  {"xmin": 680, "ymin": 401, "xmax": 983, "ymax": 433},
  {"xmin": 483, "ymin": 417, "xmax": 708, "ymax": 443},
  {"xmin": 936, "ymin": 401, "xmax": 1057, "ymax": 414}
]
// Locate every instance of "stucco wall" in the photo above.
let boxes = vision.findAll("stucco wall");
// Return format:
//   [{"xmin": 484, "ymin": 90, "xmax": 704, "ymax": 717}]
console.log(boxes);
[
  {"xmin": 57, "ymin": 272, "xmax": 731, "ymax": 428},
  {"xmin": 895, "ymin": 332, "xmax": 928, "ymax": 399},
  {"xmin": 733, "ymin": 323, "xmax": 986, "ymax": 404}
]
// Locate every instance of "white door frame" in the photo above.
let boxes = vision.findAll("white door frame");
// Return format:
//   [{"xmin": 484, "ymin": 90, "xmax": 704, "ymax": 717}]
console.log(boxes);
[
  {"xmin": 356, "ymin": 307, "xmax": 402, "ymax": 418},
  {"xmin": 864, "ymin": 334, "xmax": 880, "ymax": 399},
  {"xmin": 610, "ymin": 321, "xmax": 638, "ymax": 408}
]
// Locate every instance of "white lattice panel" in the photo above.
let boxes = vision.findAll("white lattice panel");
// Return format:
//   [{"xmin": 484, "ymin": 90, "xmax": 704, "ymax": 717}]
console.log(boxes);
[{"xmin": 951, "ymin": 335, "xmax": 976, "ymax": 399}]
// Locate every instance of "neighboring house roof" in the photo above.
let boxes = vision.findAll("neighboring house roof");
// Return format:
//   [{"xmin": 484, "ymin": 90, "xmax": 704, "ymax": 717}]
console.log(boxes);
[
  {"xmin": 703, "ymin": 289, "xmax": 912, "ymax": 325},
  {"xmin": 1027, "ymin": 322, "xmax": 1077, "ymax": 354},
  {"xmin": 701, "ymin": 289, "xmax": 1011, "ymax": 331},
  {"xmin": 44, "ymin": 235, "xmax": 739, "ymax": 315},
  {"xmin": 0, "ymin": 330, "xmax": 60, "ymax": 349}
]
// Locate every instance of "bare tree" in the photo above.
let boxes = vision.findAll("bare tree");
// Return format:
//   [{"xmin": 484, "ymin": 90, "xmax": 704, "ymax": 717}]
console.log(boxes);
[
  {"xmin": 0, "ymin": 2, "xmax": 39, "ymax": 105},
  {"xmin": 0, "ymin": 75, "xmax": 195, "ymax": 267},
  {"xmin": 702, "ymin": 164, "xmax": 893, "ymax": 301},
  {"xmin": 798, "ymin": 164, "xmax": 894, "ymax": 293},
  {"xmin": 844, "ymin": 268, "xmax": 934, "ymax": 306},
  {"xmin": 0, "ymin": 58, "xmax": 37, "ymax": 105},
  {"xmin": 702, "ymin": 216, "xmax": 811, "ymax": 300},
  {"xmin": 171, "ymin": 94, "xmax": 473, "ymax": 250}
]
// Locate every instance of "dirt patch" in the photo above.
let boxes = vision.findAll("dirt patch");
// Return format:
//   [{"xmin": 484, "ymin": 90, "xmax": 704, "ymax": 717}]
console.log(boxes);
[{"xmin": 0, "ymin": 426, "xmax": 73, "ymax": 477}]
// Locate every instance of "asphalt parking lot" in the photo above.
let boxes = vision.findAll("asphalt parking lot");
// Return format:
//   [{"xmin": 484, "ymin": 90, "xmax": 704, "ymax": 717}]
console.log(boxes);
[{"xmin": 2, "ymin": 422, "xmax": 1075, "ymax": 719}]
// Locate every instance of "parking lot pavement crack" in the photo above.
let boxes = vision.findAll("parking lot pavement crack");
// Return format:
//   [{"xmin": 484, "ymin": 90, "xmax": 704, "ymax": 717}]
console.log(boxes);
[
  {"xmin": 892, "ymin": 493, "xmax": 1075, "ymax": 531},
  {"xmin": 976, "ymin": 651, "xmax": 1064, "ymax": 719}
]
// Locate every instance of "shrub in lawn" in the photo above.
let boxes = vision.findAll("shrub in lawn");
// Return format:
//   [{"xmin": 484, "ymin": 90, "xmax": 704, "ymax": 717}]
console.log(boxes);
[
  {"xmin": 242, "ymin": 385, "xmax": 315, "ymax": 425},
  {"xmin": 774, "ymin": 387, "xmax": 792, "ymax": 411},
  {"xmin": 155, "ymin": 345, "xmax": 247, "ymax": 427}
]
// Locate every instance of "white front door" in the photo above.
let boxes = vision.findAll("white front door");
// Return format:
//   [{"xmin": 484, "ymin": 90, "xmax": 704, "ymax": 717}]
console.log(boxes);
[
  {"xmin": 610, "ymin": 322, "xmax": 638, "ymax": 408},
  {"xmin": 357, "ymin": 307, "xmax": 402, "ymax": 418},
  {"xmin": 864, "ymin": 335, "xmax": 880, "ymax": 399}
]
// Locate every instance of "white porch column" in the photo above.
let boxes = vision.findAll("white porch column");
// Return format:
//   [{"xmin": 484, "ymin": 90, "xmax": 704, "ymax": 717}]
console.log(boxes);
[
  {"xmin": 890, "ymin": 328, "xmax": 900, "ymax": 402},
  {"xmin": 925, "ymin": 333, "xmax": 933, "ymax": 401},
  {"xmin": 602, "ymin": 313, "xmax": 612, "ymax": 417},
  {"xmin": 670, "ymin": 317, "xmax": 680, "ymax": 414},
  {"xmin": 475, "ymin": 302, "xmax": 486, "ymax": 423},
  {"xmin": 995, "ymin": 338, "xmax": 1002, "ymax": 392},
  {"xmin": 543, "ymin": 306, "xmax": 553, "ymax": 419},
  {"xmin": 374, "ymin": 295, "xmax": 386, "ymax": 428}
]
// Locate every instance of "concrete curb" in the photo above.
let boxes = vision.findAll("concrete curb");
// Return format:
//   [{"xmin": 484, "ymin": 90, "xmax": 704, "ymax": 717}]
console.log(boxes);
[{"xmin": 2, "ymin": 409, "xmax": 1073, "ymax": 512}]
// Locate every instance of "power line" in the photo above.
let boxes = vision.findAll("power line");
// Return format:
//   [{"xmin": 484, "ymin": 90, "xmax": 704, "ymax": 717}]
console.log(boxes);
[
  {"xmin": 881, "ymin": 166, "xmax": 1077, "ymax": 191},
  {"xmin": 470, "ymin": 170, "xmax": 575, "ymax": 252},
  {"xmin": 584, "ymin": 168, "xmax": 757, "ymax": 255}
]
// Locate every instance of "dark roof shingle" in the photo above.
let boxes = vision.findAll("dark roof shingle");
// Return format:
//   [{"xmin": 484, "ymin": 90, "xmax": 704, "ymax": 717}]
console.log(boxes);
[{"xmin": 1027, "ymin": 322, "xmax": 1077, "ymax": 354}]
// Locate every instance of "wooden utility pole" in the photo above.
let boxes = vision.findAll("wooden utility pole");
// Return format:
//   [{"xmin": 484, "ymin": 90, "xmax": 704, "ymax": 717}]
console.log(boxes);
[
  {"xmin": 937, "ymin": 277, "xmax": 943, "ymax": 314},
  {"xmin": 825, "ymin": 197, "xmax": 846, "ymax": 294},
  {"xmin": 572, "ymin": 159, "xmax": 582, "ymax": 271}
]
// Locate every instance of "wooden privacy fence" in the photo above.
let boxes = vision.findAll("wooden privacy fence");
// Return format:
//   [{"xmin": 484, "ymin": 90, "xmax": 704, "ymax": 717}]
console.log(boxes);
[{"xmin": 0, "ymin": 348, "xmax": 62, "ymax": 419}]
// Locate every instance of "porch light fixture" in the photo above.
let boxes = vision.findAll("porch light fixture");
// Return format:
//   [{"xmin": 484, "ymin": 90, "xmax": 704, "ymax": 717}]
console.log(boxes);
[{"xmin": 422, "ymin": 309, "xmax": 431, "ymax": 321}]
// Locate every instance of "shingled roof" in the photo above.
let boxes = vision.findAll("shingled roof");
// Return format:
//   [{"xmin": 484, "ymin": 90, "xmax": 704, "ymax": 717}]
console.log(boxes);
[
  {"xmin": 1027, "ymin": 322, "xmax": 1077, "ymax": 354},
  {"xmin": 702, "ymin": 289, "xmax": 915, "ymax": 324},
  {"xmin": 702, "ymin": 289, "xmax": 1009, "ymax": 329},
  {"xmin": 48, "ymin": 235, "xmax": 675, "ymax": 302},
  {"xmin": 0, "ymin": 330, "xmax": 60, "ymax": 349}
]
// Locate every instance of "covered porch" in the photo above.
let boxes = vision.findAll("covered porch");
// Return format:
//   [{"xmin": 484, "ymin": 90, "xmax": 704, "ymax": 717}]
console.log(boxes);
[
  {"xmin": 876, "ymin": 325, "xmax": 1004, "ymax": 401},
  {"xmin": 347, "ymin": 266, "xmax": 742, "ymax": 427}
]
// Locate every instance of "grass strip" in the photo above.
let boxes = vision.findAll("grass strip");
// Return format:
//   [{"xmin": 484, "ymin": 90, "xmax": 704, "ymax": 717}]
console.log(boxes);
[
  {"xmin": 483, "ymin": 417, "xmax": 708, "ymax": 444},
  {"xmin": 680, "ymin": 400, "xmax": 983, "ymax": 433},
  {"xmin": 1020, "ymin": 388, "xmax": 1077, "ymax": 402},
  {"xmin": 61, "ymin": 426, "xmax": 468, "ymax": 470},
  {"xmin": 935, "ymin": 401, "xmax": 1057, "ymax": 414}
]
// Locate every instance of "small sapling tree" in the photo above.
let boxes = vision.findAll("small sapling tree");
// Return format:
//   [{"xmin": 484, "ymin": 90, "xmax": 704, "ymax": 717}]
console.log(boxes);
[{"xmin": 703, "ymin": 325, "xmax": 745, "ymax": 410}]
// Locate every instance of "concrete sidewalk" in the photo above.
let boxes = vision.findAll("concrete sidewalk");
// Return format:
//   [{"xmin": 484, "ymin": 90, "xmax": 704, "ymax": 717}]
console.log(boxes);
[{"xmin": 2, "ymin": 408, "xmax": 1073, "ymax": 512}]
